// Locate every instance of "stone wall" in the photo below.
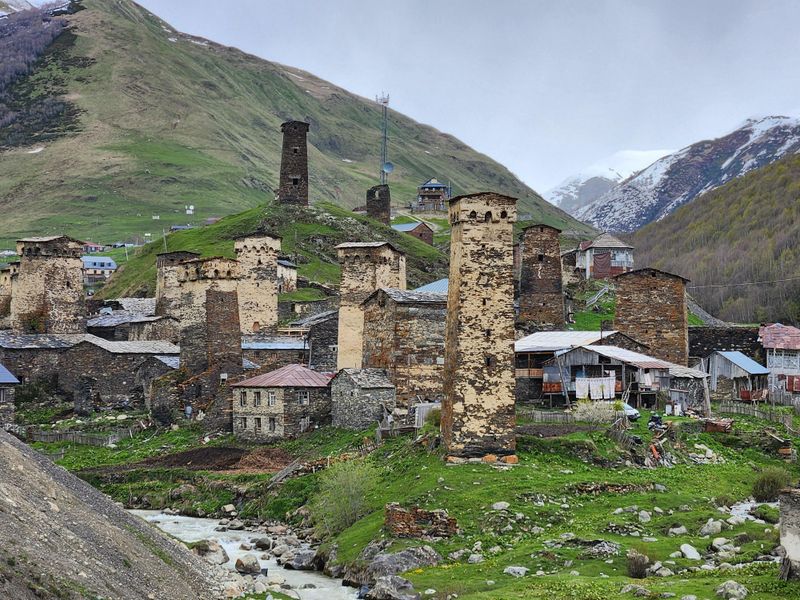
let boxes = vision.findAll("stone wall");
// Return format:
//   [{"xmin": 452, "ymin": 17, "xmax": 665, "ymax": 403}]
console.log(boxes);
[
  {"xmin": 277, "ymin": 297, "xmax": 337, "ymax": 322},
  {"xmin": 128, "ymin": 317, "xmax": 180, "ymax": 344},
  {"xmin": 235, "ymin": 236, "xmax": 280, "ymax": 334},
  {"xmin": 277, "ymin": 120, "xmax": 310, "ymax": 206},
  {"xmin": 384, "ymin": 503, "xmax": 457, "ymax": 539},
  {"xmin": 0, "ymin": 347, "xmax": 66, "ymax": 387},
  {"xmin": 442, "ymin": 192, "xmax": 517, "ymax": 458},
  {"xmin": 10, "ymin": 237, "xmax": 85, "ymax": 334},
  {"xmin": 614, "ymin": 268, "xmax": 689, "ymax": 366},
  {"xmin": 362, "ymin": 291, "xmax": 446, "ymax": 407},
  {"xmin": 366, "ymin": 184, "xmax": 391, "ymax": 225},
  {"xmin": 308, "ymin": 314, "xmax": 339, "ymax": 372},
  {"xmin": 331, "ymin": 373, "xmax": 396, "ymax": 430},
  {"xmin": 689, "ymin": 326, "xmax": 762, "ymax": 362},
  {"xmin": 241, "ymin": 347, "xmax": 310, "ymax": 372},
  {"xmin": 233, "ymin": 385, "xmax": 330, "ymax": 440},
  {"xmin": 0, "ymin": 386, "xmax": 15, "ymax": 423},
  {"xmin": 0, "ymin": 263, "xmax": 17, "ymax": 318},
  {"xmin": 206, "ymin": 289, "xmax": 243, "ymax": 375},
  {"xmin": 155, "ymin": 251, "xmax": 199, "ymax": 318},
  {"xmin": 518, "ymin": 224, "xmax": 564, "ymax": 331},
  {"xmin": 780, "ymin": 489, "xmax": 800, "ymax": 580},
  {"xmin": 336, "ymin": 243, "xmax": 406, "ymax": 370}
]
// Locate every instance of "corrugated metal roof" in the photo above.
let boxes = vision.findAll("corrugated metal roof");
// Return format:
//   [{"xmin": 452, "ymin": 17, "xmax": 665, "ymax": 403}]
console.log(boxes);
[
  {"xmin": 583, "ymin": 232, "xmax": 633, "ymax": 250},
  {"xmin": 391, "ymin": 222, "xmax": 430, "ymax": 233},
  {"xmin": 241, "ymin": 336, "xmax": 307, "ymax": 351},
  {"xmin": 234, "ymin": 364, "xmax": 332, "ymax": 388},
  {"xmin": 374, "ymin": 288, "xmax": 447, "ymax": 305},
  {"xmin": 515, "ymin": 330, "xmax": 619, "ymax": 353},
  {"xmin": 578, "ymin": 345, "xmax": 673, "ymax": 369},
  {"xmin": 716, "ymin": 351, "xmax": 769, "ymax": 375},
  {"xmin": 81, "ymin": 256, "xmax": 117, "ymax": 270},
  {"xmin": 759, "ymin": 323, "xmax": 800, "ymax": 350},
  {"xmin": 277, "ymin": 259, "xmax": 297, "ymax": 268},
  {"xmin": 413, "ymin": 278, "xmax": 449, "ymax": 294},
  {"xmin": 0, "ymin": 362, "xmax": 19, "ymax": 385},
  {"xmin": 335, "ymin": 368, "xmax": 395, "ymax": 389}
]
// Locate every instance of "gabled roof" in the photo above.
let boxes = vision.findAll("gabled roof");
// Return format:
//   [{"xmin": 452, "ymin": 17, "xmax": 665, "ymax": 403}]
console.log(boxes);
[
  {"xmin": 233, "ymin": 364, "xmax": 332, "ymax": 388},
  {"xmin": 80, "ymin": 336, "xmax": 179, "ymax": 355},
  {"xmin": 561, "ymin": 345, "xmax": 673, "ymax": 369},
  {"xmin": 0, "ymin": 332, "xmax": 86, "ymax": 350},
  {"xmin": 413, "ymin": 278, "xmax": 449, "ymax": 294},
  {"xmin": 87, "ymin": 313, "xmax": 164, "ymax": 328},
  {"xmin": 515, "ymin": 330, "xmax": 619, "ymax": 353},
  {"xmin": 580, "ymin": 232, "xmax": 633, "ymax": 250},
  {"xmin": 334, "ymin": 368, "xmax": 394, "ymax": 389},
  {"xmin": 759, "ymin": 323, "xmax": 800, "ymax": 350},
  {"xmin": 391, "ymin": 222, "xmax": 432, "ymax": 233},
  {"xmin": 335, "ymin": 241, "xmax": 402, "ymax": 253},
  {"xmin": 0, "ymin": 363, "xmax": 19, "ymax": 385},
  {"xmin": 419, "ymin": 178, "xmax": 447, "ymax": 188},
  {"xmin": 614, "ymin": 267, "xmax": 689, "ymax": 283},
  {"xmin": 364, "ymin": 287, "xmax": 447, "ymax": 306},
  {"xmin": 81, "ymin": 256, "xmax": 117, "ymax": 269},
  {"xmin": 18, "ymin": 235, "xmax": 83, "ymax": 244},
  {"xmin": 241, "ymin": 336, "xmax": 307, "ymax": 351},
  {"xmin": 715, "ymin": 351, "xmax": 770, "ymax": 375},
  {"xmin": 289, "ymin": 310, "xmax": 338, "ymax": 328}
]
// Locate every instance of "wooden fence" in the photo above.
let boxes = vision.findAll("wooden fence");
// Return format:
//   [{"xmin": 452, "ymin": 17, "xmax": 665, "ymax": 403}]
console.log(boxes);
[
  {"xmin": 519, "ymin": 408, "xmax": 626, "ymax": 425},
  {"xmin": 4, "ymin": 420, "xmax": 152, "ymax": 448},
  {"xmin": 716, "ymin": 402, "xmax": 794, "ymax": 430}
]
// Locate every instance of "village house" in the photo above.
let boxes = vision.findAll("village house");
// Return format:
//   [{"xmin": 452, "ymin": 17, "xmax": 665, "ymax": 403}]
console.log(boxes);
[
  {"xmin": 288, "ymin": 310, "xmax": 338, "ymax": 372},
  {"xmin": 87, "ymin": 312, "xmax": 179, "ymax": 344},
  {"xmin": 391, "ymin": 222, "xmax": 434, "ymax": 246},
  {"xmin": 81, "ymin": 256, "xmax": 117, "ymax": 284},
  {"xmin": 573, "ymin": 232, "xmax": 634, "ymax": 279},
  {"xmin": 361, "ymin": 288, "xmax": 447, "ymax": 408},
  {"xmin": 277, "ymin": 258, "xmax": 298, "ymax": 293},
  {"xmin": 413, "ymin": 178, "xmax": 450, "ymax": 212},
  {"xmin": 706, "ymin": 350, "xmax": 770, "ymax": 402},
  {"xmin": 232, "ymin": 364, "xmax": 332, "ymax": 440},
  {"xmin": 0, "ymin": 331, "xmax": 85, "ymax": 386},
  {"xmin": 759, "ymin": 323, "xmax": 800, "ymax": 397},
  {"xmin": 82, "ymin": 241, "xmax": 104, "ymax": 254},
  {"xmin": 0, "ymin": 362, "xmax": 20, "ymax": 423},
  {"xmin": 331, "ymin": 368, "xmax": 396, "ymax": 430}
]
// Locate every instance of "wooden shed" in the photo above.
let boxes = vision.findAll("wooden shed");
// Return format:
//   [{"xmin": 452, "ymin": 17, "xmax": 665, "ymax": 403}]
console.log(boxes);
[{"xmin": 707, "ymin": 351, "xmax": 769, "ymax": 402}]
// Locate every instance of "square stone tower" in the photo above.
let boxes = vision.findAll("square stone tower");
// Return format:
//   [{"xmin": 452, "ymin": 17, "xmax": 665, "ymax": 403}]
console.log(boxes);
[
  {"xmin": 234, "ymin": 235, "xmax": 281, "ymax": 334},
  {"xmin": 518, "ymin": 224, "xmax": 565, "ymax": 331},
  {"xmin": 155, "ymin": 251, "xmax": 200, "ymax": 318},
  {"xmin": 10, "ymin": 236, "xmax": 86, "ymax": 334},
  {"xmin": 442, "ymin": 192, "xmax": 517, "ymax": 458},
  {"xmin": 277, "ymin": 120, "xmax": 310, "ymax": 206},
  {"xmin": 366, "ymin": 184, "xmax": 391, "ymax": 225},
  {"xmin": 613, "ymin": 268, "xmax": 689, "ymax": 366},
  {"xmin": 336, "ymin": 242, "xmax": 406, "ymax": 370}
]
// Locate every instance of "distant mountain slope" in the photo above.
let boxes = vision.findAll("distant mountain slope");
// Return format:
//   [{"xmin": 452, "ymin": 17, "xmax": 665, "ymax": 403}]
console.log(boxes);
[
  {"xmin": 0, "ymin": 0, "xmax": 592, "ymax": 246},
  {"xmin": 576, "ymin": 116, "xmax": 800, "ymax": 232},
  {"xmin": 631, "ymin": 152, "xmax": 800, "ymax": 324},
  {"xmin": 544, "ymin": 172, "xmax": 621, "ymax": 214}
]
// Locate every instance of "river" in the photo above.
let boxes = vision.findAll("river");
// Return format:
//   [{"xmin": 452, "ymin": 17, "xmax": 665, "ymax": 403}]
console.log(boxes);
[{"xmin": 131, "ymin": 510, "xmax": 358, "ymax": 600}]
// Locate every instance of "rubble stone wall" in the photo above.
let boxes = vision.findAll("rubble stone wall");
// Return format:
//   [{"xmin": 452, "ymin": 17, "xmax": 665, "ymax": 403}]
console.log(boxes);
[
  {"xmin": 0, "ymin": 386, "xmax": 15, "ymax": 423},
  {"xmin": 518, "ymin": 224, "xmax": 564, "ymax": 331},
  {"xmin": 155, "ymin": 251, "xmax": 199, "ymax": 318},
  {"xmin": 308, "ymin": 315, "xmax": 338, "ymax": 372},
  {"xmin": 235, "ymin": 236, "xmax": 281, "ymax": 334},
  {"xmin": 780, "ymin": 489, "xmax": 800, "ymax": 579},
  {"xmin": 277, "ymin": 121, "xmax": 310, "ymax": 206},
  {"xmin": 384, "ymin": 503, "xmax": 457, "ymax": 538},
  {"xmin": 689, "ymin": 326, "xmax": 762, "ymax": 362},
  {"xmin": 233, "ymin": 385, "xmax": 330, "ymax": 440},
  {"xmin": 366, "ymin": 184, "xmax": 391, "ymax": 225}
]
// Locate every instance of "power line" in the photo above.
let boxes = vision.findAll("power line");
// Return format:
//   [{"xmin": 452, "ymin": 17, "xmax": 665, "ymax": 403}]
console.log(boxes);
[{"xmin": 687, "ymin": 275, "xmax": 800, "ymax": 290}]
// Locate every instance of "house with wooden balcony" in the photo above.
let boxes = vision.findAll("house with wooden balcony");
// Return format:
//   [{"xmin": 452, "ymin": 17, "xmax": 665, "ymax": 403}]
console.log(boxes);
[{"xmin": 573, "ymin": 233, "xmax": 634, "ymax": 279}]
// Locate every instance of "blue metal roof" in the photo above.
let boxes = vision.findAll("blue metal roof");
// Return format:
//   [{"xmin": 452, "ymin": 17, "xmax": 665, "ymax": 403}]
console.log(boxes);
[
  {"xmin": 391, "ymin": 222, "xmax": 424, "ymax": 233},
  {"xmin": 718, "ymin": 351, "xmax": 769, "ymax": 375},
  {"xmin": 0, "ymin": 362, "xmax": 19, "ymax": 385},
  {"xmin": 81, "ymin": 256, "xmax": 117, "ymax": 270},
  {"xmin": 414, "ymin": 278, "xmax": 449, "ymax": 294}
]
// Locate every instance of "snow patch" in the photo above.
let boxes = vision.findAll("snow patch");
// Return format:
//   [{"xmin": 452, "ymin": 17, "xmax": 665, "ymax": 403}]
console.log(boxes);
[
  {"xmin": 26, "ymin": 146, "xmax": 44, "ymax": 154},
  {"xmin": 341, "ymin": 158, "xmax": 353, "ymax": 163}
]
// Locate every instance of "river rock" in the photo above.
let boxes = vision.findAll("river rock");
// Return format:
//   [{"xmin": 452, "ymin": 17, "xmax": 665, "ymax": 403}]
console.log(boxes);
[
  {"xmin": 191, "ymin": 539, "xmax": 229, "ymax": 566},
  {"xmin": 283, "ymin": 548, "xmax": 317, "ymax": 570},
  {"xmin": 235, "ymin": 554, "xmax": 260, "ymax": 574},
  {"xmin": 366, "ymin": 575, "xmax": 420, "ymax": 600},
  {"xmin": 716, "ymin": 580, "xmax": 748, "ymax": 599},
  {"xmin": 367, "ymin": 546, "xmax": 442, "ymax": 579},
  {"xmin": 271, "ymin": 543, "xmax": 289, "ymax": 556},
  {"xmin": 700, "ymin": 519, "xmax": 723, "ymax": 536},
  {"xmin": 254, "ymin": 537, "xmax": 272, "ymax": 550}
]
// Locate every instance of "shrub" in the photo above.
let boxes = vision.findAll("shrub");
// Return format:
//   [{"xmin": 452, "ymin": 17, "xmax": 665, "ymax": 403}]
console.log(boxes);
[
  {"xmin": 308, "ymin": 459, "xmax": 378, "ymax": 538},
  {"xmin": 573, "ymin": 400, "xmax": 616, "ymax": 430},
  {"xmin": 626, "ymin": 549, "xmax": 649, "ymax": 579},
  {"xmin": 425, "ymin": 408, "xmax": 441, "ymax": 428},
  {"xmin": 752, "ymin": 467, "xmax": 791, "ymax": 502}
]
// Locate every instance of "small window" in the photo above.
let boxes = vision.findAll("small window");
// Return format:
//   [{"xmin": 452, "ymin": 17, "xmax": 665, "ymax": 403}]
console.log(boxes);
[
  {"xmin": 485, "ymin": 356, "xmax": 495, "ymax": 367},
  {"xmin": 292, "ymin": 146, "xmax": 299, "ymax": 154},
  {"xmin": 253, "ymin": 391, "xmax": 262, "ymax": 406},
  {"xmin": 254, "ymin": 417, "xmax": 262, "ymax": 433},
  {"xmin": 538, "ymin": 254, "xmax": 544, "ymax": 262},
  {"xmin": 298, "ymin": 390, "xmax": 310, "ymax": 405},
  {"xmin": 292, "ymin": 177, "xmax": 299, "ymax": 186},
  {"xmin": 239, "ymin": 391, "xmax": 246, "ymax": 407},
  {"xmin": 485, "ymin": 329, "xmax": 492, "ymax": 338},
  {"xmin": 267, "ymin": 391, "xmax": 276, "ymax": 406},
  {"xmin": 269, "ymin": 417, "xmax": 276, "ymax": 432}
]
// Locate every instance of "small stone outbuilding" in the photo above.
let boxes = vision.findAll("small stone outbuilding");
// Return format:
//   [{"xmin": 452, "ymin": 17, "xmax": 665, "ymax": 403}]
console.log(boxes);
[
  {"xmin": 331, "ymin": 368, "xmax": 395, "ymax": 430},
  {"xmin": 0, "ymin": 362, "xmax": 20, "ymax": 423},
  {"xmin": 232, "ymin": 364, "xmax": 332, "ymax": 440}
]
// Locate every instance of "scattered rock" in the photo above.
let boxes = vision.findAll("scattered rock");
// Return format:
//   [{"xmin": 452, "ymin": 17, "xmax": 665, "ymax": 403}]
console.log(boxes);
[
  {"xmin": 190, "ymin": 539, "xmax": 229, "ymax": 566},
  {"xmin": 492, "ymin": 502, "xmax": 510, "ymax": 511},
  {"xmin": 503, "ymin": 566, "xmax": 529, "ymax": 577},
  {"xmin": 680, "ymin": 544, "xmax": 701, "ymax": 560},
  {"xmin": 639, "ymin": 511, "xmax": 652, "ymax": 523},
  {"xmin": 368, "ymin": 546, "xmax": 442, "ymax": 579},
  {"xmin": 283, "ymin": 548, "xmax": 317, "ymax": 570},
  {"xmin": 222, "ymin": 504, "xmax": 236, "ymax": 513},
  {"xmin": 716, "ymin": 580, "xmax": 748, "ymax": 599},
  {"xmin": 467, "ymin": 554, "xmax": 484, "ymax": 564},
  {"xmin": 700, "ymin": 519, "xmax": 723, "ymax": 536},
  {"xmin": 366, "ymin": 575, "xmax": 420, "ymax": 600},
  {"xmin": 668, "ymin": 525, "xmax": 688, "ymax": 536},
  {"xmin": 234, "ymin": 554, "xmax": 260, "ymax": 574},
  {"xmin": 621, "ymin": 584, "xmax": 651, "ymax": 597}
]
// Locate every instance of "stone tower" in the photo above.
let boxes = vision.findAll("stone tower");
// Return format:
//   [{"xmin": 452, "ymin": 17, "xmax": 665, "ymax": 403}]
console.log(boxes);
[
  {"xmin": 366, "ymin": 184, "xmax": 391, "ymax": 225},
  {"xmin": 155, "ymin": 251, "xmax": 200, "ymax": 318},
  {"xmin": 277, "ymin": 120, "xmax": 310, "ymax": 206},
  {"xmin": 336, "ymin": 242, "xmax": 406, "ymax": 370},
  {"xmin": 234, "ymin": 235, "xmax": 281, "ymax": 334},
  {"xmin": 442, "ymin": 192, "xmax": 517, "ymax": 458},
  {"xmin": 518, "ymin": 224, "xmax": 565, "ymax": 331},
  {"xmin": 10, "ymin": 236, "xmax": 86, "ymax": 334},
  {"xmin": 614, "ymin": 268, "xmax": 689, "ymax": 366}
]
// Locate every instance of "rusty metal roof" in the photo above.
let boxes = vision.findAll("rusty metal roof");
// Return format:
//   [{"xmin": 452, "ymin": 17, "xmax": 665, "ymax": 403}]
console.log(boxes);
[
  {"xmin": 759, "ymin": 323, "xmax": 800, "ymax": 350},
  {"xmin": 233, "ymin": 363, "xmax": 332, "ymax": 388}
]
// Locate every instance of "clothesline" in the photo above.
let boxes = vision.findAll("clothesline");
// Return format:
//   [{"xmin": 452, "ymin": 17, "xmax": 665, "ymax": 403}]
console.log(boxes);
[{"xmin": 575, "ymin": 376, "xmax": 616, "ymax": 400}]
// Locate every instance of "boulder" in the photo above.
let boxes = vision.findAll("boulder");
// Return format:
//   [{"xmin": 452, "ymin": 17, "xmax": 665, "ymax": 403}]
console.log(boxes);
[
  {"xmin": 254, "ymin": 537, "xmax": 272, "ymax": 551},
  {"xmin": 368, "ymin": 546, "xmax": 442, "ymax": 580},
  {"xmin": 492, "ymin": 502, "xmax": 510, "ymax": 511},
  {"xmin": 716, "ymin": 580, "xmax": 748, "ymax": 599},
  {"xmin": 234, "ymin": 554, "xmax": 260, "ymax": 574},
  {"xmin": 503, "ymin": 566, "xmax": 529, "ymax": 577},
  {"xmin": 190, "ymin": 539, "xmax": 229, "ymax": 566},
  {"xmin": 668, "ymin": 525, "xmax": 688, "ymax": 536},
  {"xmin": 366, "ymin": 575, "xmax": 420, "ymax": 600},
  {"xmin": 639, "ymin": 511, "xmax": 652, "ymax": 523},
  {"xmin": 467, "ymin": 554, "xmax": 484, "ymax": 564},
  {"xmin": 283, "ymin": 548, "xmax": 317, "ymax": 570},
  {"xmin": 620, "ymin": 584, "xmax": 650, "ymax": 596},
  {"xmin": 680, "ymin": 544, "xmax": 701, "ymax": 560},
  {"xmin": 700, "ymin": 519, "xmax": 723, "ymax": 536}
]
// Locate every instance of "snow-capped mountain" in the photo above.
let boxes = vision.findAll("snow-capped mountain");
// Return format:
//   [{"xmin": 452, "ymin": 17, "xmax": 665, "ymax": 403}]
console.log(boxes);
[{"xmin": 576, "ymin": 116, "xmax": 800, "ymax": 232}]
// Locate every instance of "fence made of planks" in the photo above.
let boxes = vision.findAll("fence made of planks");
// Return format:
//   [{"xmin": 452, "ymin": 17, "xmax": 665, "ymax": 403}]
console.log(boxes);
[
  {"xmin": 5, "ymin": 420, "xmax": 152, "ymax": 448},
  {"xmin": 716, "ymin": 402, "xmax": 794, "ymax": 430},
  {"xmin": 519, "ymin": 408, "xmax": 626, "ymax": 425}
]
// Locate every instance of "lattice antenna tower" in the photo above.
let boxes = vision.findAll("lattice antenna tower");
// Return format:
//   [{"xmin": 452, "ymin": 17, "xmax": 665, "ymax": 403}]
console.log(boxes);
[{"xmin": 376, "ymin": 93, "xmax": 393, "ymax": 184}]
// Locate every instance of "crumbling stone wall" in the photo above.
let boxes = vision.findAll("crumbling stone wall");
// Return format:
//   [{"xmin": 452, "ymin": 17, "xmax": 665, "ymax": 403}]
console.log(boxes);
[
  {"xmin": 518, "ymin": 224, "xmax": 564, "ymax": 331},
  {"xmin": 0, "ymin": 386, "xmax": 15, "ymax": 423},
  {"xmin": 331, "ymin": 371, "xmax": 396, "ymax": 430},
  {"xmin": 233, "ymin": 385, "xmax": 330, "ymax": 440},
  {"xmin": 307, "ymin": 313, "xmax": 338, "ymax": 372},
  {"xmin": 336, "ymin": 243, "xmax": 406, "ymax": 370},
  {"xmin": 235, "ymin": 236, "xmax": 281, "ymax": 334},
  {"xmin": 155, "ymin": 251, "xmax": 199, "ymax": 318},
  {"xmin": 0, "ymin": 262, "xmax": 18, "ymax": 318},
  {"xmin": 362, "ymin": 290, "xmax": 446, "ymax": 407},
  {"xmin": 366, "ymin": 184, "xmax": 391, "ymax": 225},
  {"xmin": 277, "ymin": 120, "xmax": 310, "ymax": 206},
  {"xmin": 614, "ymin": 268, "xmax": 689, "ymax": 366},
  {"xmin": 689, "ymin": 326, "xmax": 762, "ymax": 362},
  {"xmin": 780, "ymin": 489, "xmax": 800, "ymax": 580},
  {"xmin": 384, "ymin": 503, "xmax": 457, "ymax": 538},
  {"xmin": 10, "ymin": 237, "xmax": 85, "ymax": 334},
  {"xmin": 442, "ymin": 192, "xmax": 517, "ymax": 458}
]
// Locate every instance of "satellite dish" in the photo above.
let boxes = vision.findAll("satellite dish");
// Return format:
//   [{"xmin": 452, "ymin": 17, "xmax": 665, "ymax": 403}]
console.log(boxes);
[
  {"xmin": 382, "ymin": 162, "xmax": 394, "ymax": 174},
  {"xmin": 189, "ymin": 205, "xmax": 195, "ymax": 210}
]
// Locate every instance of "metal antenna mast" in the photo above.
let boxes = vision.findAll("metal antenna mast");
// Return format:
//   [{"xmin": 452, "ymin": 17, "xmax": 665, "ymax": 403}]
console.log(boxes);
[{"xmin": 376, "ymin": 93, "xmax": 392, "ymax": 184}]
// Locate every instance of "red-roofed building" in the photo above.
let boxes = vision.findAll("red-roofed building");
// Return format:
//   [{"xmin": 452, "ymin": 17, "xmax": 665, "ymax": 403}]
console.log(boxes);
[
  {"xmin": 574, "ymin": 233, "xmax": 634, "ymax": 279},
  {"xmin": 759, "ymin": 323, "xmax": 800, "ymax": 395},
  {"xmin": 231, "ymin": 364, "xmax": 332, "ymax": 440}
]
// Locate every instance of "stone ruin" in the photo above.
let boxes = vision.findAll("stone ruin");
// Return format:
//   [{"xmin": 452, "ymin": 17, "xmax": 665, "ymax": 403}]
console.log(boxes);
[
  {"xmin": 518, "ymin": 223, "xmax": 565, "ymax": 332},
  {"xmin": 366, "ymin": 184, "xmax": 391, "ymax": 225},
  {"xmin": 384, "ymin": 503, "xmax": 457, "ymax": 539}
]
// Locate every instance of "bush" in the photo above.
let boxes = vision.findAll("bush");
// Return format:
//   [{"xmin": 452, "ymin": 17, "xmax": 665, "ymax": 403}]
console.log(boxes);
[
  {"xmin": 308, "ymin": 459, "xmax": 379, "ymax": 538},
  {"xmin": 425, "ymin": 408, "xmax": 441, "ymax": 428},
  {"xmin": 573, "ymin": 400, "xmax": 616, "ymax": 430},
  {"xmin": 626, "ymin": 549, "xmax": 649, "ymax": 579},
  {"xmin": 752, "ymin": 467, "xmax": 791, "ymax": 502}
]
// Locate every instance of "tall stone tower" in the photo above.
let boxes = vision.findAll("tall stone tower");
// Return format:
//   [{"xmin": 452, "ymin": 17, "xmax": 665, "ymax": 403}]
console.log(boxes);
[
  {"xmin": 234, "ymin": 235, "xmax": 281, "ymax": 334},
  {"xmin": 442, "ymin": 192, "xmax": 517, "ymax": 458},
  {"xmin": 518, "ymin": 224, "xmax": 565, "ymax": 331},
  {"xmin": 10, "ymin": 236, "xmax": 86, "ymax": 334},
  {"xmin": 614, "ymin": 268, "xmax": 689, "ymax": 366},
  {"xmin": 155, "ymin": 251, "xmax": 200, "ymax": 318},
  {"xmin": 336, "ymin": 242, "xmax": 406, "ymax": 370},
  {"xmin": 366, "ymin": 184, "xmax": 391, "ymax": 225},
  {"xmin": 277, "ymin": 120, "xmax": 310, "ymax": 206}
]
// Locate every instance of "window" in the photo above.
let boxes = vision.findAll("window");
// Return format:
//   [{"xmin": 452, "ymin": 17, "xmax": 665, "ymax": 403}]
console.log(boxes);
[
  {"xmin": 253, "ymin": 391, "xmax": 261, "ymax": 406},
  {"xmin": 239, "ymin": 391, "xmax": 247, "ymax": 407},
  {"xmin": 237, "ymin": 417, "xmax": 247, "ymax": 430},
  {"xmin": 292, "ymin": 146, "xmax": 299, "ymax": 154},
  {"xmin": 269, "ymin": 417, "xmax": 276, "ymax": 432},
  {"xmin": 292, "ymin": 177, "xmax": 299, "ymax": 186},
  {"xmin": 538, "ymin": 254, "xmax": 544, "ymax": 262},
  {"xmin": 298, "ymin": 390, "xmax": 310, "ymax": 405},
  {"xmin": 254, "ymin": 417, "xmax": 262, "ymax": 433},
  {"xmin": 267, "ymin": 391, "xmax": 276, "ymax": 406}
]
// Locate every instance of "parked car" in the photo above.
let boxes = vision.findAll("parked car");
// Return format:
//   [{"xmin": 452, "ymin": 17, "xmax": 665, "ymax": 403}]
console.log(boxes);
[{"xmin": 622, "ymin": 402, "xmax": 640, "ymax": 421}]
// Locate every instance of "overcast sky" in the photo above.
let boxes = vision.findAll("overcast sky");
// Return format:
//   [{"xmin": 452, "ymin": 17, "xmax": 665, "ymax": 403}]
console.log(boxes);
[{"xmin": 137, "ymin": 0, "xmax": 800, "ymax": 192}]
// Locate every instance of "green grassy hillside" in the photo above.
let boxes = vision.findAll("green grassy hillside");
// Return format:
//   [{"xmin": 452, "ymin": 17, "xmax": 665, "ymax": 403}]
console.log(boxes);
[
  {"xmin": 631, "ymin": 153, "xmax": 800, "ymax": 324},
  {"xmin": 0, "ymin": 0, "xmax": 593, "ymax": 248}
]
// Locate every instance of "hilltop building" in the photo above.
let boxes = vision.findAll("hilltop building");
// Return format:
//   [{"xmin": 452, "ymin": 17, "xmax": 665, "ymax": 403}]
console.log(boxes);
[
  {"xmin": 366, "ymin": 184, "xmax": 391, "ymax": 225},
  {"xmin": 277, "ymin": 120, "xmax": 310, "ymax": 206},
  {"xmin": 391, "ymin": 221, "xmax": 434, "ymax": 246},
  {"xmin": 573, "ymin": 232, "xmax": 634, "ymax": 279},
  {"xmin": 414, "ymin": 178, "xmax": 450, "ymax": 212}
]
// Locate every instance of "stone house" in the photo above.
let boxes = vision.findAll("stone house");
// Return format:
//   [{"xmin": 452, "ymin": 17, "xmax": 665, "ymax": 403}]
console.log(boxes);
[
  {"xmin": 391, "ymin": 222, "xmax": 434, "ymax": 246},
  {"xmin": 574, "ymin": 232, "xmax": 634, "ymax": 279},
  {"xmin": 289, "ymin": 310, "xmax": 339, "ymax": 372},
  {"xmin": 0, "ymin": 331, "xmax": 85, "ymax": 386},
  {"xmin": 241, "ymin": 336, "xmax": 310, "ymax": 372},
  {"xmin": 0, "ymin": 362, "xmax": 20, "ymax": 423},
  {"xmin": 361, "ymin": 288, "xmax": 446, "ymax": 407},
  {"xmin": 277, "ymin": 259, "xmax": 298, "ymax": 293},
  {"xmin": 331, "ymin": 368, "xmax": 395, "ymax": 430},
  {"xmin": 232, "ymin": 364, "xmax": 332, "ymax": 440},
  {"xmin": 87, "ymin": 312, "xmax": 178, "ymax": 343}
]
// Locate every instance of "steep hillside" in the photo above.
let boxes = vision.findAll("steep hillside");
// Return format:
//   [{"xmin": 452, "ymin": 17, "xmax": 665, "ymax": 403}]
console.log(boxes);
[
  {"xmin": 632, "ymin": 152, "xmax": 800, "ymax": 324},
  {"xmin": 0, "ymin": 0, "xmax": 592, "ymax": 247},
  {"xmin": 577, "ymin": 116, "xmax": 800, "ymax": 232}
]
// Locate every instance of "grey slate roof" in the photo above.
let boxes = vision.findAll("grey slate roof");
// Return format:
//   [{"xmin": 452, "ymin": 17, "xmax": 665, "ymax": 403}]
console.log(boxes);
[
  {"xmin": 81, "ymin": 336, "xmax": 179, "ymax": 355},
  {"xmin": 373, "ymin": 288, "xmax": 447, "ymax": 305},
  {"xmin": 88, "ymin": 313, "xmax": 165, "ymax": 328},
  {"xmin": 336, "ymin": 368, "xmax": 395, "ymax": 389},
  {"xmin": 289, "ymin": 310, "xmax": 338, "ymax": 328},
  {"xmin": 0, "ymin": 332, "xmax": 87, "ymax": 350},
  {"xmin": 241, "ymin": 336, "xmax": 308, "ymax": 351}
]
